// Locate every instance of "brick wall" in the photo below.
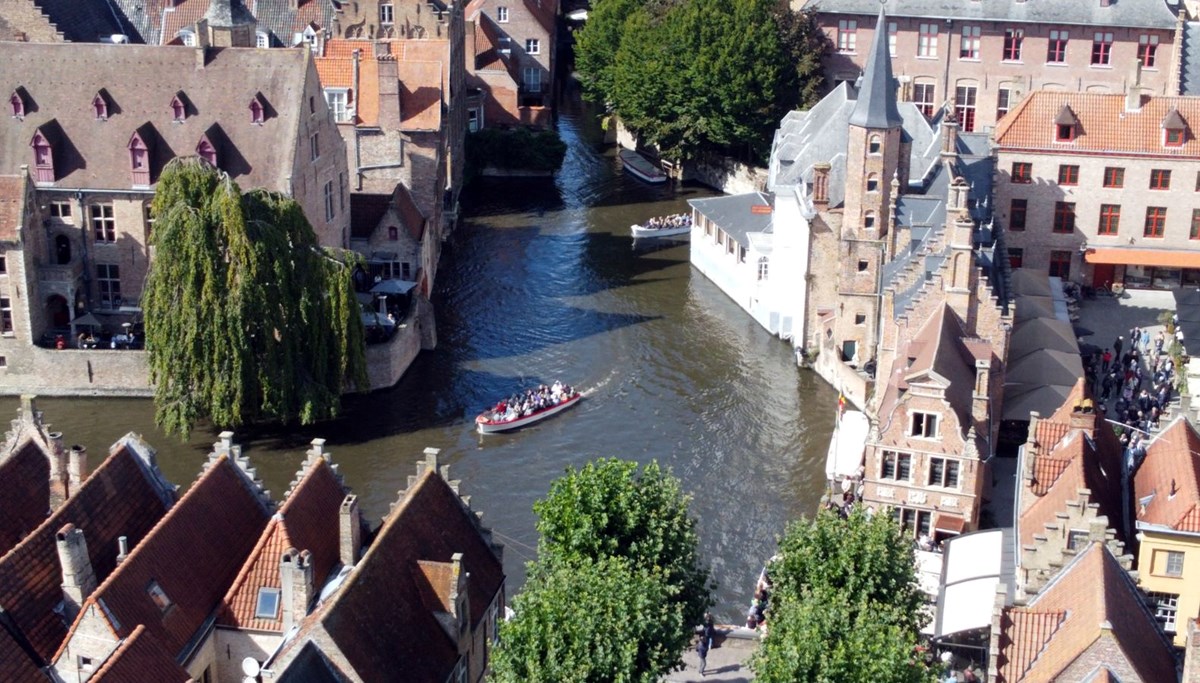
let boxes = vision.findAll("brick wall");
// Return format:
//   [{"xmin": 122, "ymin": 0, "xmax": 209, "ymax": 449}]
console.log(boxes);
[
  {"xmin": 0, "ymin": 0, "xmax": 65, "ymax": 43},
  {"xmin": 0, "ymin": 347, "xmax": 151, "ymax": 396}
]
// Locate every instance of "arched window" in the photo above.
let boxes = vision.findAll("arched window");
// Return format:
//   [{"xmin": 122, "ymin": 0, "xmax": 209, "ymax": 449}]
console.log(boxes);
[
  {"xmin": 866, "ymin": 174, "xmax": 879, "ymax": 192},
  {"xmin": 170, "ymin": 94, "xmax": 186, "ymax": 122},
  {"xmin": 92, "ymin": 92, "xmax": 109, "ymax": 120},
  {"xmin": 249, "ymin": 97, "xmax": 265, "ymax": 124},
  {"xmin": 10, "ymin": 90, "xmax": 25, "ymax": 118},
  {"xmin": 868, "ymin": 135, "xmax": 882, "ymax": 154},
  {"xmin": 55, "ymin": 234, "xmax": 71, "ymax": 265},
  {"xmin": 757, "ymin": 257, "xmax": 769, "ymax": 281},
  {"xmin": 128, "ymin": 131, "xmax": 150, "ymax": 185},
  {"xmin": 196, "ymin": 137, "xmax": 217, "ymax": 167},
  {"xmin": 387, "ymin": 226, "xmax": 399, "ymax": 241},
  {"xmin": 30, "ymin": 130, "xmax": 54, "ymax": 182}
]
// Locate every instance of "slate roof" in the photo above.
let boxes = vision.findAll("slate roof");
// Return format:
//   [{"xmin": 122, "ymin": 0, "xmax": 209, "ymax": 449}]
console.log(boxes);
[
  {"xmin": 56, "ymin": 452, "xmax": 270, "ymax": 662},
  {"xmin": 995, "ymin": 544, "xmax": 1177, "ymax": 683},
  {"xmin": 848, "ymin": 8, "xmax": 902, "ymax": 129},
  {"xmin": 0, "ymin": 175, "xmax": 27, "ymax": 243},
  {"xmin": 0, "ymin": 42, "xmax": 311, "ymax": 192},
  {"xmin": 0, "ymin": 435, "xmax": 176, "ymax": 670},
  {"xmin": 1134, "ymin": 415, "xmax": 1200, "ymax": 533},
  {"xmin": 282, "ymin": 462, "xmax": 504, "ymax": 682},
  {"xmin": 995, "ymin": 91, "xmax": 1200, "ymax": 158},
  {"xmin": 219, "ymin": 455, "xmax": 347, "ymax": 632},
  {"xmin": 801, "ymin": 0, "xmax": 1178, "ymax": 30},
  {"xmin": 90, "ymin": 624, "xmax": 190, "ymax": 683},
  {"xmin": 251, "ymin": 0, "xmax": 337, "ymax": 48},
  {"xmin": 687, "ymin": 192, "xmax": 773, "ymax": 249},
  {"xmin": 1184, "ymin": 22, "xmax": 1200, "ymax": 96},
  {"xmin": 23, "ymin": 0, "xmax": 138, "ymax": 42},
  {"xmin": 0, "ymin": 441, "xmax": 51, "ymax": 558}
]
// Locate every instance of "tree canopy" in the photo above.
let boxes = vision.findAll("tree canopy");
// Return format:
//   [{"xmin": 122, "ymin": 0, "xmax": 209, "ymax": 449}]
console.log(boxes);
[
  {"xmin": 574, "ymin": 0, "xmax": 828, "ymax": 161},
  {"xmin": 490, "ymin": 555, "xmax": 688, "ymax": 683},
  {"xmin": 751, "ymin": 507, "xmax": 934, "ymax": 683},
  {"xmin": 143, "ymin": 157, "xmax": 368, "ymax": 439},
  {"xmin": 533, "ymin": 458, "xmax": 713, "ymax": 627}
]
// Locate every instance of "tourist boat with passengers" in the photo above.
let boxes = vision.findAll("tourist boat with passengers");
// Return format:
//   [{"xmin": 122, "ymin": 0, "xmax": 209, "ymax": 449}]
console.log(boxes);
[
  {"xmin": 631, "ymin": 213, "xmax": 692, "ymax": 238},
  {"xmin": 476, "ymin": 382, "xmax": 583, "ymax": 433},
  {"xmin": 619, "ymin": 149, "xmax": 668, "ymax": 184}
]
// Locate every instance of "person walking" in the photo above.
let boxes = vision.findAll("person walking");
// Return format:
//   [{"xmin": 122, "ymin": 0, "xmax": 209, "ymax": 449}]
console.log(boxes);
[
  {"xmin": 1114, "ymin": 336, "xmax": 1123, "ymax": 357},
  {"xmin": 697, "ymin": 635, "xmax": 709, "ymax": 676}
]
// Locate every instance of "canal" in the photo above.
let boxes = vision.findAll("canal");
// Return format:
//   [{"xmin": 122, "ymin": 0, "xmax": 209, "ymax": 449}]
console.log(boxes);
[{"xmin": 1, "ymin": 104, "xmax": 835, "ymax": 620}]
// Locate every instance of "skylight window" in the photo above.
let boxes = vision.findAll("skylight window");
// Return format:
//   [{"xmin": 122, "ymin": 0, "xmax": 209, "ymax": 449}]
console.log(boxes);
[
  {"xmin": 146, "ymin": 580, "xmax": 172, "ymax": 612},
  {"xmin": 255, "ymin": 587, "xmax": 280, "ymax": 619}
]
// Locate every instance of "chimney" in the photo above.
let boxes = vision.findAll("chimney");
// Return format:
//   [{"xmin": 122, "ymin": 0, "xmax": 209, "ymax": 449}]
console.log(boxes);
[
  {"xmin": 116, "ymin": 536, "xmax": 129, "ymax": 564},
  {"xmin": 811, "ymin": 162, "xmax": 831, "ymax": 208},
  {"xmin": 1125, "ymin": 61, "xmax": 1144, "ymax": 112},
  {"xmin": 340, "ymin": 494, "xmax": 361, "ymax": 567},
  {"xmin": 1068, "ymin": 397, "xmax": 1097, "ymax": 437},
  {"xmin": 940, "ymin": 113, "xmax": 959, "ymax": 158},
  {"xmin": 449, "ymin": 552, "xmax": 469, "ymax": 650},
  {"xmin": 280, "ymin": 548, "xmax": 314, "ymax": 631},
  {"xmin": 55, "ymin": 524, "xmax": 97, "ymax": 621},
  {"xmin": 195, "ymin": 18, "xmax": 210, "ymax": 69},
  {"xmin": 376, "ymin": 56, "xmax": 401, "ymax": 130},
  {"xmin": 47, "ymin": 431, "xmax": 69, "ymax": 509},
  {"xmin": 1022, "ymin": 412, "xmax": 1041, "ymax": 505},
  {"xmin": 67, "ymin": 445, "xmax": 87, "ymax": 496}
]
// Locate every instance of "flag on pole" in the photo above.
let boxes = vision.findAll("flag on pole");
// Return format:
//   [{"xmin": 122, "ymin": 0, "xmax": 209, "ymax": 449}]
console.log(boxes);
[{"xmin": 837, "ymin": 392, "xmax": 846, "ymax": 422}]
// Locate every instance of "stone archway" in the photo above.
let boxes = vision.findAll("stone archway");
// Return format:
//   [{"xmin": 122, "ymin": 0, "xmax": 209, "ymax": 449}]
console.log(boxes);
[{"xmin": 46, "ymin": 294, "xmax": 69, "ymax": 328}]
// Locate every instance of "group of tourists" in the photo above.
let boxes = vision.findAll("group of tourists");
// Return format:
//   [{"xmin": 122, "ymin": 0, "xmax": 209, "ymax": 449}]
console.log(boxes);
[
  {"xmin": 1088, "ymin": 323, "xmax": 1180, "ymax": 462},
  {"xmin": 641, "ymin": 213, "xmax": 691, "ymax": 231},
  {"xmin": 487, "ymin": 381, "xmax": 577, "ymax": 422}
]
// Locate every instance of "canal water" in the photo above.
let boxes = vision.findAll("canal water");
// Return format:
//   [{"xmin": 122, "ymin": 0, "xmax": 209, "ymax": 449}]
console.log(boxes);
[{"xmin": 1, "ymin": 103, "xmax": 835, "ymax": 620}]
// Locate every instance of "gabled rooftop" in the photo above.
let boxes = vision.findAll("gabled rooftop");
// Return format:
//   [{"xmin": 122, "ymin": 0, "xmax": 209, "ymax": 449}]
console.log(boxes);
[
  {"xmin": 995, "ymin": 543, "xmax": 1177, "ymax": 683},
  {"xmin": 90, "ymin": 624, "xmax": 190, "ymax": 683},
  {"xmin": 0, "ymin": 434, "xmax": 176, "ymax": 665},
  {"xmin": 1135, "ymin": 415, "xmax": 1200, "ymax": 533}
]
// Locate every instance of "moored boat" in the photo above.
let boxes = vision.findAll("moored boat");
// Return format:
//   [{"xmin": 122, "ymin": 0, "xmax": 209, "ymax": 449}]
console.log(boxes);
[
  {"xmin": 631, "ymin": 213, "xmax": 692, "ymax": 238},
  {"xmin": 619, "ymin": 149, "xmax": 668, "ymax": 184},
  {"xmin": 476, "ymin": 382, "xmax": 582, "ymax": 433}
]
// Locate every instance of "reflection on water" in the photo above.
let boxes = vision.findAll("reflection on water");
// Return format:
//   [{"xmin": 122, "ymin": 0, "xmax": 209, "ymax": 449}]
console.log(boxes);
[{"xmin": 0, "ymin": 104, "xmax": 834, "ymax": 620}]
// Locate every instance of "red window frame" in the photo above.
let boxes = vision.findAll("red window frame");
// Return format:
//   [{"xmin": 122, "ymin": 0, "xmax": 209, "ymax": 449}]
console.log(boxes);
[
  {"xmin": 1098, "ymin": 204, "xmax": 1121, "ymax": 235},
  {"xmin": 1058, "ymin": 165, "xmax": 1079, "ymax": 185},
  {"xmin": 1166, "ymin": 129, "xmax": 1185, "ymax": 147},
  {"xmin": 1053, "ymin": 201, "xmax": 1076, "ymax": 234},
  {"xmin": 1056, "ymin": 123, "xmax": 1076, "ymax": 142},
  {"xmin": 1049, "ymin": 250, "xmax": 1072, "ymax": 279},
  {"xmin": 1010, "ymin": 199, "xmax": 1027, "ymax": 231},
  {"xmin": 918, "ymin": 23, "xmax": 938, "ymax": 57},
  {"xmin": 1047, "ymin": 30, "xmax": 1068, "ymax": 63},
  {"xmin": 1150, "ymin": 169, "xmax": 1171, "ymax": 190},
  {"xmin": 1002, "ymin": 28, "xmax": 1023, "ymax": 61},
  {"xmin": 1103, "ymin": 167, "xmax": 1124, "ymax": 188},
  {"xmin": 1144, "ymin": 207, "xmax": 1167, "ymax": 237},
  {"xmin": 960, "ymin": 26, "xmax": 980, "ymax": 59},
  {"xmin": 1092, "ymin": 32, "xmax": 1113, "ymax": 65},
  {"xmin": 1011, "ymin": 162, "xmax": 1032, "ymax": 184},
  {"xmin": 1191, "ymin": 209, "xmax": 1200, "ymax": 240},
  {"xmin": 1139, "ymin": 34, "xmax": 1159, "ymax": 68}
]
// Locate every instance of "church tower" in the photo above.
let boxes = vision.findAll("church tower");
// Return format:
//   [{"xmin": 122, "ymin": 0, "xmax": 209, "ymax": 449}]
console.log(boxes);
[{"xmin": 835, "ymin": 7, "xmax": 902, "ymax": 366}]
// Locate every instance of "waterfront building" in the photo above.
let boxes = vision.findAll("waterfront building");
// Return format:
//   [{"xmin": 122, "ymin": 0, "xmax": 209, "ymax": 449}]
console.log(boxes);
[
  {"xmin": 1133, "ymin": 415, "xmax": 1200, "ymax": 648},
  {"xmin": 0, "ymin": 398, "xmax": 178, "ymax": 679},
  {"xmin": 994, "ymin": 89, "xmax": 1200, "ymax": 289},
  {"xmin": 987, "ymin": 542, "xmax": 1179, "ymax": 683},
  {"xmin": 799, "ymin": 0, "xmax": 1183, "ymax": 133},
  {"xmin": 464, "ymin": 0, "xmax": 558, "ymax": 129}
]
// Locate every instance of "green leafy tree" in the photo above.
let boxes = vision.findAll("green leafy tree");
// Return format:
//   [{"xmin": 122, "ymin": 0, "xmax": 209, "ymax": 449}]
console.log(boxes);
[
  {"xmin": 143, "ymin": 157, "xmax": 368, "ymax": 439},
  {"xmin": 752, "ymin": 507, "xmax": 934, "ymax": 683},
  {"xmin": 572, "ymin": 0, "xmax": 646, "ymax": 102},
  {"xmin": 533, "ymin": 458, "xmax": 713, "ymax": 627},
  {"xmin": 490, "ymin": 555, "xmax": 688, "ymax": 682}
]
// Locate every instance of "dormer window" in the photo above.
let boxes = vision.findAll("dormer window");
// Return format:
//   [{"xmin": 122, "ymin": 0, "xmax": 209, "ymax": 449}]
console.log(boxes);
[
  {"xmin": 249, "ymin": 96, "xmax": 265, "ymax": 124},
  {"xmin": 10, "ymin": 90, "xmax": 25, "ymax": 119},
  {"xmin": 178, "ymin": 29, "xmax": 196, "ymax": 47},
  {"xmin": 910, "ymin": 411, "xmax": 939, "ymax": 439},
  {"xmin": 30, "ymin": 129, "xmax": 54, "ymax": 183},
  {"xmin": 256, "ymin": 31, "xmax": 270, "ymax": 48},
  {"xmin": 1163, "ymin": 108, "xmax": 1187, "ymax": 147},
  {"xmin": 92, "ymin": 92, "xmax": 109, "ymax": 121},
  {"xmin": 196, "ymin": 137, "xmax": 217, "ymax": 167},
  {"xmin": 170, "ymin": 94, "xmax": 186, "ymax": 122},
  {"xmin": 1054, "ymin": 104, "xmax": 1079, "ymax": 142},
  {"xmin": 128, "ymin": 130, "xmax": 151, "ymax": 186}
]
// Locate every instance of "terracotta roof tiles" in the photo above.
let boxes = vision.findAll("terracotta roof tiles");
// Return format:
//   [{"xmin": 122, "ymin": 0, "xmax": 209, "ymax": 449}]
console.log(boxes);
[
  {"xmin": 0, "ymin": 626, "xmax": 43, "ymax": 682},
  {"xmin": 998, "ymin": 609, "xmax": 1067, "ymax": 682},
  {"xmin": 398, "ymin": 60, "xmax": 445, "ymax": 131},
  {"xmin": 0, "ymin": 175, "xmax": 25, "ymax": 243},
  {"xmin": 0, "ymin": 441, "xmax": 51, "ymax": 557},
  {"xmin": 90, "ymin": 624, "xmax": 190, "ymax": 683},
  {"xmin": 219, "ymin": 456, "xmax": 347, "ymax": 631},
  {"xmin": 1134, "ymin": 416, "xmax": 1200, "ymax": 532},
  {"xmin": 996, "ymin": 91, "xmax": 1200, "ymax": 158},
  {"xmin": 58, "ymin": 453, "xmax": 270, "ymax": 661},
  {"xmin": 0, "ymin": 437, "xmax": 176, "ymax": 665}
]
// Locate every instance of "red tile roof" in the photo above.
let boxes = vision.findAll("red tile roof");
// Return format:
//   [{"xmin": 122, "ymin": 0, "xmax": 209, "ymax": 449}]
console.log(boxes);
[
  {"xmin": 0, "ymin": 627, "xmax": 44, "ymax": 682},
  {"xmin": 90, "ymin": 624, "xmax": 190, "ymax": 683},
  {"xmin": 398, "ymin": 59, "xmax": 445, "ymax": 131},
  {"xmin": 1134, "ymin": 416, "xmax": 1200, "ymax": 532},
  {"xmin": 0, "ymin": 174, "xmax": 25, "ymax": 242},
  {"xmin": 286, "ymin": 462, "xmax": 504, "ymax": 682},
  {"xmin": 0, "ymin": 437, "xmax": 176, "ymax": 665},
  {"xmin": 219, "ymin": 455, "xmax": 347, "ymax": 631},
  {"xmin": 995, "ymin": 91, "xmax": 1200, "ymax": 158},
  {"xmin": 0, "ymin": 441, "xmax": 51, "ymax": 558},
  {"xmin": 996, "ymin": 544, "xmax": 1177, "ymax": 683},
  {"xmin": 57, "ymin": 453, "xmax": 270, "ymax": 661}
]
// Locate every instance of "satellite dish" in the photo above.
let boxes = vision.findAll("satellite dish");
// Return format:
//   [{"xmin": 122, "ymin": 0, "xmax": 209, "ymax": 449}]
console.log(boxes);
[{"xmin": 241, "ymin": 657, "xmax": 261, "ymax": 677}]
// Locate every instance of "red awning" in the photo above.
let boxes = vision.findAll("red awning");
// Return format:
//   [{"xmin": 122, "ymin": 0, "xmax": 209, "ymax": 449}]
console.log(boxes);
[
  {"xmin": 934, "ymin": 512, "xmax": 965, "ymax": 535},
  {"xmin": 1084, "ymin": 248, "xmax": 1200, "ymax": 268}
]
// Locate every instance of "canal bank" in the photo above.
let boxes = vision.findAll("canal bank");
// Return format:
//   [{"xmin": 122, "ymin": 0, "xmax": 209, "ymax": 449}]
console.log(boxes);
[{"xmin": 0, "ymin": 105, "xmax": 835, "ymax": 620}]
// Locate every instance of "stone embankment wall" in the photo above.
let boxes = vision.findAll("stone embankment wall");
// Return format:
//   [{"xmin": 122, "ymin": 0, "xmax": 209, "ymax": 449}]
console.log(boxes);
[
  {"xmin": 611, "ymin": 117, "xmax": 768, "ymax": 195},
  {"xmin": 0, "ymin": 348, "xmax": 152, "ymax": 397}
]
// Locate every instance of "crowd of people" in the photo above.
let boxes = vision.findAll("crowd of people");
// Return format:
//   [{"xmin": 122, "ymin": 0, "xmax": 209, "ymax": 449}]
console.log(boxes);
[
  {"xmin": 1088, "ymin": 322, "xmax": 1181, "ymax": 463},
  {"xmin": 485, "ymin": 381, "xmax": 577, "ymax": 423},
  {"xmin": 641, "ymin": 213, "xmax": 692, "ymax": 231}
]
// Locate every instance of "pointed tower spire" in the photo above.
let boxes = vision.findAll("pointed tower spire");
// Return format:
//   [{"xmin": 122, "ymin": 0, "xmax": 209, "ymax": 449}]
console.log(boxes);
[{"xmin": 849, "ymin": 7, "xmax": 903, "ymax": 129}]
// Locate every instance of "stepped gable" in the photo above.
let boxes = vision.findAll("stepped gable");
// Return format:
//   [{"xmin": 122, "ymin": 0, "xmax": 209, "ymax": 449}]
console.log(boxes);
[
  {"xmin": 54, "ymin": 435, "xmax": 271, "ymax": 661},
  {"xmin": 995, "ymin": 544, "xmax": 1177, "ymax": 683},
  {"xmin": 219, "ymin": 439, "xmax": 350, "ymax": 631},
  {"xmin": 283, "ymin": 448, "xmax": 504, "ymax": 681},
  {"xmin": 1135, "ymin": 415, "xmax": 1200, "ymax": 532},
  {"xmin": 89, "ymin": 624, "xmax": 189, "ymax": 683},
  {"xmin": 0, "ymin": 433, "xmax": 177, "ymax": 667}
]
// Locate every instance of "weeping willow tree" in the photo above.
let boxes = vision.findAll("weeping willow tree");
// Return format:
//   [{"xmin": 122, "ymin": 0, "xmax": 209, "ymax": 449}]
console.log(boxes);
[{"xmin": 144, "ymin": 157, "xmax": 369, "ymax": 439}]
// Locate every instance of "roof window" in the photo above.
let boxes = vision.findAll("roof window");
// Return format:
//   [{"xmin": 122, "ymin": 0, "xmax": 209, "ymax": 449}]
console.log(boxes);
[
  {"xmin": 1054, "ymin": 104, "xmax": 1079, "ymax": 142},
  {"xmin": 170, "ymin": 92, "xmax": 188, "ymax": 122},
  {"xmin": 92, "ymin": 90, "xmax": 110, "ymax": 121},
  {"xmin": 10, "ymin": 89, "xmax": 27, "ymax": 119},
  {"xmin": 146, "ymin": 580, "xmax": 172, "ymax": 612},
  {"xmin": 255, "ymin": 587, "xmax": 280, "ymax": 619},
  {"xmin": 249, "ymin": 94, "xmax": 266, "ymax": 124},
  {"xmin": 1163, "ymin": 108, "xmax": 1187, "ymax": 147}
]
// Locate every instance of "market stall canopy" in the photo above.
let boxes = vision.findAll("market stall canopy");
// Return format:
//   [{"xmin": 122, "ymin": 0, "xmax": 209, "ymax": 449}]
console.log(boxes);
[
  {"xmin": 1002, "ymin": 382, "xmax": 1073, "ymax": 421},
  {"xmin": 933, "ymin": 529, "xmax": 1014, "ymax": 638},
  {"xmin": 1009, "ymin": 269, "xmax": 1052, "ymax": 298},
  {"xmin": 1009, "ymin": 318, "xmax": 1078, "ymax": 360},
  {"xmin": 1007, "ymin": 349, "xmax": 1083, "ymax": 386},
  {"xmin": 370, "ymin": 279, "xmax": 418, "ymax": 296},
  {"xmin": 825, "ymin": 410, "xmax": 869, "ymax": 481},
  {"xmin": 1012, "ymin": 296, "xmax": 1057, "ymax": 323},
  {"xmin": 72, "ymin": 313, "xmax": 103, "ymax": 328},
  {"xmin": 1085, "ymin": 247, "xmax": 1200, "ymax": 268}
]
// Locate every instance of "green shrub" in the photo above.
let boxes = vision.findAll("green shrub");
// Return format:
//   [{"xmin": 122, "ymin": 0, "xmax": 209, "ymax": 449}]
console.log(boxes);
[{"xmin": 465, "ymin": 128, "xmax": 567, "ymax": 178}]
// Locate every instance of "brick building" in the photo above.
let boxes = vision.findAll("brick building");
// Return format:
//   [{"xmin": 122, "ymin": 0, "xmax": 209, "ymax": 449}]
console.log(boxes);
[
  {"xmin": 801, "ymin": 0, "xmax": 1183, "ymax": 133},
  {"xmin": 464, "ymin": 0, "xmax": 557, "ymax": 128},
  {"xmin": 994, "ymin": 89, "xmax": 1200, "ymax": 288}
]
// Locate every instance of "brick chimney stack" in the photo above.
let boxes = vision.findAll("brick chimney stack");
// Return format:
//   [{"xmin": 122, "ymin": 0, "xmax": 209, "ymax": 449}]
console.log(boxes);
[
  {"xmin": 1068, "ymin": 397, "xmax": 1097, "ymax": 437},
  {"xmin": 280, "ymin": 548, "xmax": 314, "ymax": 632},
  {"xmin": 55, "ymin": 524, "xmax": 97, "ymax": 621},
  {"xmin": 116, "ymin": 536, "xmax": 130, "ymax": 564},
  {"xmin": 811, "ymin": 163, "xmax": 831, "ymax": 209},
  {"xmin": 67, "ymin": 445, "xmax": 87, "ymax": 496},
  {"xmin": 47, "ymin": 430, "xmax": 69, "ymax": 509},
  {"xmin": 340, "ymin": 494, "xmax": 362, "ymax": 567}
]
